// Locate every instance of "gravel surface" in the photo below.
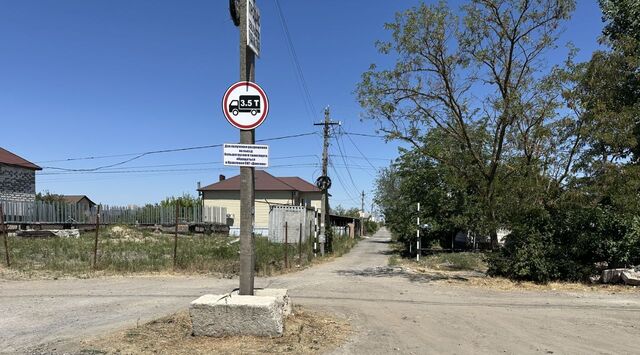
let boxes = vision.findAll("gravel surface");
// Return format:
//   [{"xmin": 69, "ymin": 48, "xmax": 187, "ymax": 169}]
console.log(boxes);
[{"xmin": 1, "ymin": 228, "xmax": 639, "ymax": 354}]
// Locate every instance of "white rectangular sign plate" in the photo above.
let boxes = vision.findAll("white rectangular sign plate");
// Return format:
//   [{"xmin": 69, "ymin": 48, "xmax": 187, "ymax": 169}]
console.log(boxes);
[
  {"xmin": 223, "ymin": 143, "xmax": 268, "ymax": 167},
  {"xmin": 247, "ymin": 0, "xmax": 261, "ymax": 57}
]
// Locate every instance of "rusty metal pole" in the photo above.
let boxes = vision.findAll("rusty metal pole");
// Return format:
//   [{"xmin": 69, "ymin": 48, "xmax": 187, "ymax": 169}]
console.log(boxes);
[
  {"xmin": 298, "ymin": 222, "xmax": 302, "ymax": 263},
  {"xmin": 173, "ymin": 201, "xmax": 179, "ymax": 270},
  {"xmin": 92, "ymin": 205, "xmax": 101, "ymax": 269},
  {"xmin": 0, "ymin": 205, "xmax": 10, "ymax": 267},
  {"xmin": 284, "ymin": 221, "xmax": 288, "ymax": 269}
]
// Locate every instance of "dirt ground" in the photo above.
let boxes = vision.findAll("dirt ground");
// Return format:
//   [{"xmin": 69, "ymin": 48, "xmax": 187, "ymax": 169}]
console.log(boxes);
[
  {"xmin": 39, "ymin": 306, "xmax": 350, "ymax": 355},
  {"xmin": 2, "ymin": 228, "xmax": 640, "ymax": 354}
]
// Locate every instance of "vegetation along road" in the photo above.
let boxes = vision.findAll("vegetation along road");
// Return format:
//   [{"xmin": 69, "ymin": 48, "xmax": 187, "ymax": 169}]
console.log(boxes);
[{"xmin": 1, "ymin": 228, "xmax": 639, "ymax": 354}]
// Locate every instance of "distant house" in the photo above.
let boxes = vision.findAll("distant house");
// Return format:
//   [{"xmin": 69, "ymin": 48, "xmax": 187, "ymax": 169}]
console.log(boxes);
[
  {"xmin": 61, "ymin": 195, "xmax": 96, "ymax": 211},
  {"xmin": 198, "ymin": 171, "xmax": 321, "ymax": 235},
  {"xmin": 0, "ymin": 147, "xmax": 41, "ymax": 203}
]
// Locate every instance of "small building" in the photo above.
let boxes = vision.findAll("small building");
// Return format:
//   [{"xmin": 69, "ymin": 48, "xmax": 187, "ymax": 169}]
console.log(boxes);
[
  {"xmin": 199, "ymin": 171, "xmax": 322, "ymax": 235},
  {"xmin": 0, "ymin": 147, "xmax": 41, "ymax": 203},
  {"xmin": 61, "ymin": 195, "xmax": 96, "ymax": 211}
]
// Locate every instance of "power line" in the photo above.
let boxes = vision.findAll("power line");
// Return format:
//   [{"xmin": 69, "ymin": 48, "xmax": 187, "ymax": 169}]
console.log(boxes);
[
  {"xmin": 39, "ymin": 132, "xmax": 318, "ymax": 171},
  {"xmin": 274, "ymin": 0, "xmax": 318, "ymax": 124},
  {"xmin": 342, "ymin": 132, "xmax": 386, "ymax": 138},
  {"xmin": 341, "ymin": 127, "xmax": 379, "ymax": 171},
  {"xmin": 37, "ymin": 155, "xmax": 321, "ymax": 175},
  {"xmin": 332, "ymin": 127, "xmax": 361, "ymax": 192},
  {"xmin": 38, "ymin": 163, "xmax": 322, "ymax": 176}
]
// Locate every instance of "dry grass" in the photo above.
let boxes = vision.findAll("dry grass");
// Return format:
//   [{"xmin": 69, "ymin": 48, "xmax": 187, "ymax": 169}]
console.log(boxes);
[
  {"xmin": 0, "ymin": 227, "xmax": 358, "ymax": 281},
  {"xmin": 73, "ymin": 306, "xmax": 350, "ymax": 355},
  {"xmin": 394, "ymin": 257, "xmax": 638, "ymax": 294}
]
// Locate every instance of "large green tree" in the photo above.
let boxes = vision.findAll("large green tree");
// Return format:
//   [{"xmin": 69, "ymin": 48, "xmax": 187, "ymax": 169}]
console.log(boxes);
[{"xmin": 358, "ymin": 0, "xmax": 575, "ymax": 247}]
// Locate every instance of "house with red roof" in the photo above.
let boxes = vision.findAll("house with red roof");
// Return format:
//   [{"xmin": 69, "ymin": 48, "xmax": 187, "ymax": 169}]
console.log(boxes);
[
  {"xmin": 0, "ymin": 147, "xmax": 42, "ymax": 203},
  {"xmin": 198, "ymin": 170, "xmax": 321, "ymax": 235}
]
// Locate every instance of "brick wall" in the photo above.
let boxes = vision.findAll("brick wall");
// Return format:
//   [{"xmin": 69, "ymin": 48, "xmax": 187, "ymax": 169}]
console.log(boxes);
[{"xmin": 0, "ymin": 164, "xmax": 36, "ymax": 202}]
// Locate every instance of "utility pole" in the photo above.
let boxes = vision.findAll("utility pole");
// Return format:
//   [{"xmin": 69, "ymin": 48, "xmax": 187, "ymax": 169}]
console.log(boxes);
[
  {"xmin": 239, "ymin": 0, "xmax": 256, "ymax": 295},
  {"xmin": 361, "ymin": 191, "xmax": 365, "ymax": 237},
  {"xmin": 314, "ymin": 107, "xmax": 340, "ymax": 253}
]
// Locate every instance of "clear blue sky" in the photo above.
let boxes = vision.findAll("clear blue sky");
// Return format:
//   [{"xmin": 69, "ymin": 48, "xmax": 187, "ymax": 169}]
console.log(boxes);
[{"xmin": 0, "ymin": 0, "xmax": 604, "ymax": 210}]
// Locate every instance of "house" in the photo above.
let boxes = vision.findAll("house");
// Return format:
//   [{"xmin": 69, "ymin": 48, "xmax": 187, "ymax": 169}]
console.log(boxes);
[
  {"xmin": 61, "ymin": 195, "xmax": 96, "ymax": 211},
  {"xmin": 198, "ymin": 171, "xmax": 322, "ymax": 235},
  {"xmin": 0, "ymin": 147, "xmax": 41, "ymax": 203}
]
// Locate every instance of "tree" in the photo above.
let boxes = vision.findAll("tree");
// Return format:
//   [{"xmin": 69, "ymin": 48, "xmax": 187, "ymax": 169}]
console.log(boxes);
[
  {"xmin": 160, "ymin": 193, "xmax": 200, "ymax": 208},
  {"xmin": 331, "ymin": 205, "xmax": 360, "ymax": 218},
  {"xmin": 358, "ymin": 0, "xmax": 575, "ymax": 247},
  {"xmin": 36, "ymin": 191, "xmax": 66, "ymax": 203}
]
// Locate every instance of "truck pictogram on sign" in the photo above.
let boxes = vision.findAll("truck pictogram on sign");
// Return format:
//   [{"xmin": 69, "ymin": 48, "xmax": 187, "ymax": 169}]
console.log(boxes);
[
  {"xmin": 229, "ymin": 95, "xmax": 261, "ymax": 116},
  {"xmin": 222, "ymin": 81, "xmax": 269, "ymax": 130}
]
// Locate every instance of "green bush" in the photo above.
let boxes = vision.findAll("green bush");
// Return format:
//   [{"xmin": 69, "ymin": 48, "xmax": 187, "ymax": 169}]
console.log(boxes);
[{"xmin": 487, "ymin": 205, "xmax": 640, "ymax": 283}]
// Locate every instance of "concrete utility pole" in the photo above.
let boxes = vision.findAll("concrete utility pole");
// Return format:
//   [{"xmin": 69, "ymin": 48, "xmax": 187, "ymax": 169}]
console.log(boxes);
[
  {"xmin": 315, "ymin": 107, "xmax": 339, "ymax": 253},
  {"xmin": 239, "ymin": 0, "xmax": 256, "ymax": 295},
  {"xmin": 361, "ymin": 191, "xmax": 365, "ymax": 237}
]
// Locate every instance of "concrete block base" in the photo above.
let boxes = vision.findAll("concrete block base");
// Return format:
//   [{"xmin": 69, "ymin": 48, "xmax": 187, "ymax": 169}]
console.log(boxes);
[
  {"xmin": 190, "ymin": 293, "xmax": 284, "ymax": 337},
  {"xmin": 231, "ymin": 288, "xmax": 292, "ymax": 316}
]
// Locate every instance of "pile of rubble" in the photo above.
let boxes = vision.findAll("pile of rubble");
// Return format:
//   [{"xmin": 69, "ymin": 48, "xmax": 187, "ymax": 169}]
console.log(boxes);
[{"xmin": 598, "ymin": 267, "xmax": 640, "ymax": 286}]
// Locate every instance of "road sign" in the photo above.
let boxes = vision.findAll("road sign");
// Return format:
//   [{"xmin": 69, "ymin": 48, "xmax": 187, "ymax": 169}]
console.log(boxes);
[
  {"xmin": 223, "ymin": 143, "xmax": 269, "ymax": 167},
  {"xmin": 247, "ymin": 0, "xmax": 260, "ymax": 56},
  {"xmin": 222, "ymin": 81, "xmax": 269, "ymax": 130}
]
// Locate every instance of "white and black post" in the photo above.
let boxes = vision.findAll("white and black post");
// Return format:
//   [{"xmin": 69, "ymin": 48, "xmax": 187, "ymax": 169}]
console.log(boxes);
[{"xmin": 416, "ymin": 202, "xmax": 420, "ymax": 262}]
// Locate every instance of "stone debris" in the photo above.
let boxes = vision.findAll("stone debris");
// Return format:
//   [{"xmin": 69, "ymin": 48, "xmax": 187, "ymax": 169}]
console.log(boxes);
[
  {"xmin": 621, "ymin": 270, "xmax": 640, "ymax": 286},
  {"xmin": 16, "ymin": 229, "xmax": 80, "ymax": 238},
  {"xmin": 601, "ymin": 267, "xmax": 640, "ymax": 286},
  {"xmin": 601, "ymin": 268, "xmax": 626, "ymax": 284}
]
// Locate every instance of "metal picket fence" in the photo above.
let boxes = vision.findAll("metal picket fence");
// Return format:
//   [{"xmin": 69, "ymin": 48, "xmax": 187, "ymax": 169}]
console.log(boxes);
[{"xmin": 0, "ymin": 199, "xmax": 227, "ymax": 225}]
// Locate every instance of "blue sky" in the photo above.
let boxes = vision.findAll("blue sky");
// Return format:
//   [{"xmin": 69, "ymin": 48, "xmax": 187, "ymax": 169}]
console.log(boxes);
[{"xmin": 0, "ymin": 0, "xmax": 605, "ymax": 210}]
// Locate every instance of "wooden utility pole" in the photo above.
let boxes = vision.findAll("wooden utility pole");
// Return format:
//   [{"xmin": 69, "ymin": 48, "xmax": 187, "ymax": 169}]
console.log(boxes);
[
  {"xmin": 0, "ymin": 205, "xmax": 10, "ymax": 267},
  {"xmin": 314, "ymin": 107, "xmax": 339, "ymax": 253},
  {"xmin": 361, "ymin": 191, "xmax": 365, "ymax": 237},
  {"xmin": 239, "ymin": 0, "xmax": 256, "ymax": 295}
]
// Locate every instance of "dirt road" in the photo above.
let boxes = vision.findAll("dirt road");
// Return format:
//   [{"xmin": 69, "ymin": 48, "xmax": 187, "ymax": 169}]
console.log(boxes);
[{"xmin": 1, "ymin": 228, "xmax": 639, "ymax": 354}]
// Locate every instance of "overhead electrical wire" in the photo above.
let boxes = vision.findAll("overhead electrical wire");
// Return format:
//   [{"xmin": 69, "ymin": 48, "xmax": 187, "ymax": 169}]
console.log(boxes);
[
  {"xmin": 38, "ymin": 132, "xmax": 318, "ymax": 172},
  {"xmin": 341, "ymin": 127, "xmax": 379, "ymax": 171},
  {"xmin": 274, "ymin": 0, "xmax": 318, "ymax": 124},
  {"xmin": 332, "ymin": 126, "xmax": 362, "ymax": 191}
]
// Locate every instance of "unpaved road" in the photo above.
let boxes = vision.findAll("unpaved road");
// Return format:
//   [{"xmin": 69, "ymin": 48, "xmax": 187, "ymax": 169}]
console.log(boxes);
[{"xmin": 1, "ymin": 228, "xmax": 639, "ymax": 354}]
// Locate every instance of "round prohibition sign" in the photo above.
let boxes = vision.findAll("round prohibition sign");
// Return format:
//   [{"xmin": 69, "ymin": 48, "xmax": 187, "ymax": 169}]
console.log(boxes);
[{"xmin": 222, "ymin": 81, "xmax": 269, "ymax": 130}]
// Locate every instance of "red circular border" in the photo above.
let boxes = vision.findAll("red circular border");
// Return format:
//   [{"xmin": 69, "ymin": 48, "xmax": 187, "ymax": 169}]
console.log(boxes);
[{"xmin": 222, "ymin": 81, "xmax": 269, "ymax": 130}]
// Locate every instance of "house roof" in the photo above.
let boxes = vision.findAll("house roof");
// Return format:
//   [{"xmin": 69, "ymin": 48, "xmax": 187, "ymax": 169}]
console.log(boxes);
[
  {"xmin": 278, "ymin": 177, "xmax": 320, "ymax": 192},
  {"xmin": 199, "ymin": 170, "xmax": 320, "ymax": 192},
  {"xmin": 0, "ymin": 147, "xmax": 41, "ymax": 170},
  {"xmin": 61, "ymin": 195, "xmax": 96, "ymax": 206}
]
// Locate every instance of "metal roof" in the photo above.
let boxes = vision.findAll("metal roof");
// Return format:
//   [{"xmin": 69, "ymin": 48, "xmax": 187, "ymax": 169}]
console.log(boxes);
[
  {"xmin": 0, "ymin": 147, "xmax": 41, "ymax": 170},
  {"xmin": 199, "ymin": 170, "xmax": 320, "ymax": 192}
]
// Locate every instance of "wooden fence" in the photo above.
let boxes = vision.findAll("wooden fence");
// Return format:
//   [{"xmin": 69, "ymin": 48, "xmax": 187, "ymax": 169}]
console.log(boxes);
[{"xmin": 0, "ymin": 200, "xmax": 227, "ymax": 225}]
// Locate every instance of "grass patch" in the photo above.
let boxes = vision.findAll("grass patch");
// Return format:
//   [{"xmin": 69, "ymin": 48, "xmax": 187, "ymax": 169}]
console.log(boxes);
[
  {"xmin": 67, "ymin": 306, "xmax": 350, "ymax": 355},
  {"xmin": 420, "ymin": 252, "xmax": 487, "ymax": 272},
  {"xmin": 1, "ymin": 226, "xmax": 358, "ymax": 279}
]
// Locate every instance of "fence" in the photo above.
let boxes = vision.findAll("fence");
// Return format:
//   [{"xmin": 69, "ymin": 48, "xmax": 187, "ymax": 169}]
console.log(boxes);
[
  {"xmin": 0, "ymin": 199, "xmax": 227, "ymax": 225},
  {"xmin": 268, "ymin": 205, "xmax": 316, "ymax": 244}
]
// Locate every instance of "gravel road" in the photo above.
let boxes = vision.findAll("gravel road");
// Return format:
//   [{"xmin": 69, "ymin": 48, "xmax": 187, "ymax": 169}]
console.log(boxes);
[{"xmin": 1, "ymin": 228, "xmax": 639, "ymax": 354}]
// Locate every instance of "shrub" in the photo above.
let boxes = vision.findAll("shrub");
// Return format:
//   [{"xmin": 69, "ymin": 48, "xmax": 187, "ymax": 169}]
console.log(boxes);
[{"xmin": 487, "ymin": 204, "xmax": 640, "ymax": 283}]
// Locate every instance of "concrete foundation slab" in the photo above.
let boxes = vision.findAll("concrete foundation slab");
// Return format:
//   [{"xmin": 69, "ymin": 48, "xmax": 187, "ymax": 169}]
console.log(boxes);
[{"xmin": 189, "ymin": 294, "xmax": 283, "ymax": 337}]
